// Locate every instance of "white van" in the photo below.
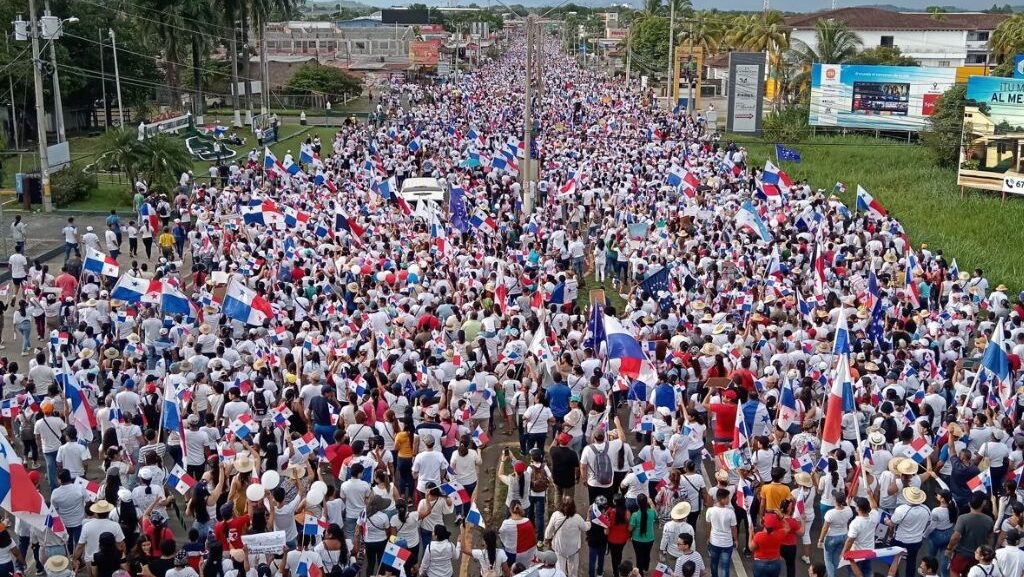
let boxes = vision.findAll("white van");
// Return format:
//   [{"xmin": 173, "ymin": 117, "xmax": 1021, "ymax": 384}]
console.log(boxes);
[{"xmin": 399, "ymin": 177, "xmax": 447, "ymax": 204}]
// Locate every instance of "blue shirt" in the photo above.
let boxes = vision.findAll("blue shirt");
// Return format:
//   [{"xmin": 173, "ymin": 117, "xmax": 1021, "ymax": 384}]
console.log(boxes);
[
  {"xmin": 546, "ymin": 382, "xmax": 571, "ymax": 418},
  {"xmin": 308, "ymin": 396, "xmax": 335, "ymax": 427}
]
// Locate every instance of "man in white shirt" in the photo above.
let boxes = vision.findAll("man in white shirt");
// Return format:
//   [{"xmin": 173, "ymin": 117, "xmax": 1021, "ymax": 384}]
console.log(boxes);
[
  {"xmin": 339, "ymin": 463, "xmax": 372, "ymax": 539},
  {"xmin": 105, "ymin": 224, "xmax": 120, "ymax": 259},
  {"xmin": 56, "ymin": 429, "xmax": 90, "ymax": 479},
  {"xmin": 73, "ymin": 500, "xmax": 125, "ymax": 571},
  {"xmin": 996, "ymin": 529, "xmax": 1024, "ymax": 577},
  {"xmin": 62, "ymin": 217, "xmax": 79, "ymax": 261},
  {"xmin": 50, "ymin": 469, "xmax": 87, "ymax": 552},
  {"xmin": 35, "ymin": 402, "xmax": 67, "ymax": 489},
  {"xmin": 271, "ymin": 483, "xmax": 307, "ymax": 548},
  {"xmin": 8, "ymin": 248, "xmax": 27, "ymax": 297},
  {"xmin": 705, "ymin": 489, "xmax": 738, "ymax": 577},
  {"xmin": 411, "ymin": 436, "xmax": 448, "ymax": 496},
  {"xmin": 844, "ymin": 497, "xmax": 883, "ymax": 577}
]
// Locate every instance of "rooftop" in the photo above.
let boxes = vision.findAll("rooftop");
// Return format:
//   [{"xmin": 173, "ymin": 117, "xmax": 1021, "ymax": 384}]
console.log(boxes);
[{"xmin": 784, "ymin": 8, "xmax": 1008, "ymax": 32}]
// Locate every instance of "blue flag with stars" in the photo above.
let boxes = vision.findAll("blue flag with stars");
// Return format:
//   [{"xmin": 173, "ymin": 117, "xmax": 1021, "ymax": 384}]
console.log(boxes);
[
  {"xmin": 449, "ymin": 185, "xmax": 470, "ymax": 233},
  {"xmin": 775, "ymin": 144, "xmax": 801, "ymax": 163}
]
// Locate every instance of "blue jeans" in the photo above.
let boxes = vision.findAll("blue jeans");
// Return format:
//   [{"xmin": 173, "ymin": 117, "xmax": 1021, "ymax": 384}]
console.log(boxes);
[
  {"xmin": 396, "ymin": 457, "xmax": 413, "ymax": 498},
  {"xmin": 709, "ymin": 544, "xmax": 733, "ymax": 577},
  {"xmin": 754, "ymin": 559, "xmax": 782, "ymax": 577},
  {"xmin": 66, "ymin": 524, "xmax": 82, "ymax": 554},
  {"xmin": 928, "ymin": 528, "xmax": 953, "ymax": 577},
  {"xmin": 64, "ymin": 242, "xmax": 78, "ymax": 261},
  {"xmin": 16, "ymin": 320, "xmax": 31, "ymax": 354},
  {"xmin": 824, "ymin": 534, "xmax": 846, "ymax": 577},
  {"xmin": 529, "ymin": 495, "xmax": 546, "ymax": 538},
  {"xmin": 894, "ymin": 540, "xmax": 921, "ymax": 577},
  {"xmin": 313, "ymin": 423, "xmax": 336, "ymax": 445},
  {"xmin": 588, "ymin": 542, "xmax": 607, "ymax": 577},
  {"xmin": 43, "ymin": 451, "xmax": 58, "ymax": 490}
]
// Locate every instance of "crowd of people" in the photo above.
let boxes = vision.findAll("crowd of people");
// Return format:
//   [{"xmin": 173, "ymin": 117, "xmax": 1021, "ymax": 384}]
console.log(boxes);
[{"xmin": 1, "ymin": 29, "xmax": 1024, "ymax": 577}]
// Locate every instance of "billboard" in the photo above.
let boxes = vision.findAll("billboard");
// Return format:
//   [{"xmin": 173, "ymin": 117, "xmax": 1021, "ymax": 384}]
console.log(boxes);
[
  {"xmin": 809, "ymin": 64, "xmax": 956, "ymax": 131},
  {"xmin": 727, "ymin": 52, "xmax": 766, "ymax": 135},
  {"xmin": 409, "ymin": 40, "xmax": 441, "ymax": 67},
  {"xmin": 957, "ymin": 75, "xmax": 1024, "ymax": 193}
]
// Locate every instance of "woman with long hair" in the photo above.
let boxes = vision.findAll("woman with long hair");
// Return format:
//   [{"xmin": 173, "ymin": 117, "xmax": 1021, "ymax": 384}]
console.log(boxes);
[
  {"xmin": 187, "ymin": 463, "xmax": 226, "ymax": 540},
  {"xmin": 419, "ymin": 526, "xmax": 458, "ymax": 577},
  {"xmin": 606, "ymin": 494, "xmax": 631, "ymax": 573},
  {"xmin": 460, "ymin": 527, "xmax": 508, "ymax": 577},
  {"xmin": 449, "ymin": 437, "xmax": 482, "ymax": 518},
  {"xmin": 393, "ymin": 416, "xmax": 415, "ymax": 499},
  {"xmin": 313, "ymin": 524, "xmax": 352, "ymax": 577},
  {"xmin": 629, "ymin": 494, "xmax": 657, "ymax": 576},
  {"xmin": 545, "ymin": 495, "xmax": 590, "ymax": 577},
  {"xmin": 817, "ymin": 491, "xmax": 854, "ymax": 577},
  {"xmin": 388, "ymin": 498, "xmax": 420, "ymax": 569},
  {"xmin": 750, "ymin": 513, "xmax": 788, "ymax": 577},
  {"xmin": 927, "ymin": 490, "xmax": 958, "ymax": 577}
]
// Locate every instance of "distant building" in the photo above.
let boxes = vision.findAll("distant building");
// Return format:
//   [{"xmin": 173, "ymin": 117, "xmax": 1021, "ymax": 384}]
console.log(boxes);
[
  {"xmin": 784, "ymin": 8, "xmax": 1007, "ymax": 68},
  {"xmin": 263, "ymin": 21, "xmax": 413, "ymax": 65}
]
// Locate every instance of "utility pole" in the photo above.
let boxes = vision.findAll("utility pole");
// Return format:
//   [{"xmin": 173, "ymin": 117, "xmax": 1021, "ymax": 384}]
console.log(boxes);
[
  {"xmin": 624, "ymin": 26, "xmax": 632, "ymax": 84},
  {"xmin": 687, "ymin": 22, "xmax": 694, "ymax": 114},
  {"xmin": 259, "ymin": 21, "xmax": 269, "ymax": 116},
  {"xmin": 99, "ymin": 28, "xmax": 108, "ymax": 130},
  {"xmin": 5, "ymin": 36, "xmax": 18, "ymax": 149},
  {"xmin": 535, "ymin": 20, "xmax": 543, "ymax": 103},
  {"xmin": 28, "ymin": 0, "xmax": 53, "ymax": 211},
  {"xmin": 43, "ymin": 2, "xmax": 66, "ymax": 143},
  {"xmin": 230, "ymin": 21, "xmax": 242, "ymax": 127},
  {"xmin": 666, "ymin": 0, "xmax": 675, "ymax": 100},
  {"xmin": 522, "ymin": 14, "xmax": 535, "ymax": 215},
  {"xmin": 109, "ymin": 28, "xmax": 124, "ymax": 130},
  {"xmin": 454, "ymin": 24, "xmax": 460, "ymax": 83}
]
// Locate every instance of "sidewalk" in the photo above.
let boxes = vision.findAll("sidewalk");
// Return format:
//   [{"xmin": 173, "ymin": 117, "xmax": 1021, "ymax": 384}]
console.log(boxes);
[{"xmin": 0, "ymin": 213, "xmax": 111, "ymax": 282}]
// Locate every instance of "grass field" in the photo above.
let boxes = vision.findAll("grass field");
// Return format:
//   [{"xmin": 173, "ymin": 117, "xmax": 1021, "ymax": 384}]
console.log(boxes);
[{"xmin": 732, "ymin": 134, "xmax": 1024, "ymax": 296}]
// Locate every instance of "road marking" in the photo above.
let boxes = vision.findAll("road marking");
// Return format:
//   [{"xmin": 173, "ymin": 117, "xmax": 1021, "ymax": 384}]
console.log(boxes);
[{"xmin": 701, "ymin": 461, "xmax": 750, "ymax": 577}]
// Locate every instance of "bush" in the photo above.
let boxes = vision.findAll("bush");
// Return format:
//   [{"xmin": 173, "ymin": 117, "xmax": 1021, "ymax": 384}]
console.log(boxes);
[
  {"xmin": 51, "ymin": 166, "xmax": 97, "ymax": 206},
  {"xmin": 761, "ymin": 104, "xmax": 810, "ymax": 143},
  {"xmin": 921, "ymin": 85, "xmax": 966, "ymax": 168}
]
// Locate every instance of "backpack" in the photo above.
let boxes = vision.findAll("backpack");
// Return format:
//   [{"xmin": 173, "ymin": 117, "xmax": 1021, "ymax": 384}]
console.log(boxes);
[
  {"xmin": 252, "ymin": 390, "xmax": 268, "ymax": 417},
  {"xmin": 592, "ymin": 443, "xmax": 613, "ymax": 486},
  {"xmin": 530, "ymin": 465, "xmax": 550, "ymax": 493}
]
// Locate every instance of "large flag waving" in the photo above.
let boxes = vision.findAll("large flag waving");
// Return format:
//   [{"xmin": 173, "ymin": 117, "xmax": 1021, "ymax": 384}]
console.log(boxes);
[
  {"xmin": 821, "ymin": 354, "xmax": 856, "ymax": 455},
  {"xmin": 0, "ymin": 429, "xmax": 50, "ymax": 529},
  {"xmin": 56, "ymin": 360, "xmax": 96, "ymax": 443},
  {"xmin": 856, "ymin": 185, "xmax": 888, "ymax": 218},
  {"xmin": 223, "ymin": 280, "xmax": 274, "ymax": 326}
]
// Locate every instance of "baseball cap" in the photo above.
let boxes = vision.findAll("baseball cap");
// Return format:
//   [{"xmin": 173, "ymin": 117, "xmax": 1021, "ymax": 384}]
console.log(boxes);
[{"xmin": 556, "ymin": 433, "xmax": 572, "ymax": 446}]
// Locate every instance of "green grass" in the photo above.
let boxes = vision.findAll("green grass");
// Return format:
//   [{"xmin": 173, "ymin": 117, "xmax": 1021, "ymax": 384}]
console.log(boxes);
[
  {"xmin": 576, "ymin": 277, "xmax": 627, "ymax": 312},
  {"xmin": 732, "ymin": 133, "xmax": 1024, "ymax": 296},
  {"xmin": 62, "ymin": 185, "xmax": 134, "ymax": 212}
]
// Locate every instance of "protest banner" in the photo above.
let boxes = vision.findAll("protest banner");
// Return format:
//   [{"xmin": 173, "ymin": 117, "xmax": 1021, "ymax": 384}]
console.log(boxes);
[{"xmin": 241, "ymin": 531, "xmax": 286, "ymax": 555}]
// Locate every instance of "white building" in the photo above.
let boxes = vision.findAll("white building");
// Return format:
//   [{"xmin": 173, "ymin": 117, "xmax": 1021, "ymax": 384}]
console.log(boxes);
[{"xmin": 785, "ymin": 8, "xmax": 1007, "ymax": 68}]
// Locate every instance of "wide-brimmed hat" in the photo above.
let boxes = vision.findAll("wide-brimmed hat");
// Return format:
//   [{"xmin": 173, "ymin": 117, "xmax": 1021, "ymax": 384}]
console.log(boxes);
[
  {"xmin": 701, "ymin": 343, "xmax": 720, "ymax": 356},
  {"xmin": 78, "ymin": 348, "xmax": 94, "ymax": 360},
  {"xmin": 897, "ymin": 459, "xmax": 919, "ymax": 476},
  {"xmin": 868, "ymin": 431, "xmax": 886, "ymax": 446},
  {"xmin": 284, "ymin": 464, "xmax": 307, "ymax": 479},
  {"xmin": 199, "ymin": 324, "xmax": 212, "ymax": 334},
  {"xmin": 103, "ymin": 348, "xmax": 120, "ymax": 360},
  {"xmin": 45, "ymin": 556, "xmax": 70, "ymax": 573},
  {"xmin": 887, "ymin": 457, "xmax": 907, "ymax": 474},
  {"xmin": 903, "ymin": 486, "xmax": 926, "ymax": 505},
  {"xmin": 712, "ymin": 323, "xmax": 727, "ymax": 335},
  {"xmin": 90, "ymin": 500, "xmax": 115, "ymax": 514},
  {"xmin": 234, "ymin": 455, "xmax": 255, "ymax": 473},
  {"xmin": 671, "ymin": 502, "xmax": 692, "ymax": 520},
  {"xmin": 794, "ymin": 472, "xmax": 813, "ymax": 488}
]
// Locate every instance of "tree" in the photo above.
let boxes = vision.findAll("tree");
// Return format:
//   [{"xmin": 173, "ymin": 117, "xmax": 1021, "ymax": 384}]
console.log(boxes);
[
  {"xmin": 640, "ymin": 0, "xmax": 663, "ymax": 19},
  {"xmin": 921, "ymin": 84, "xmax": 967, "ymax": 168},
  {"xmin": 677, "ymin": 13, "xmax": 723, "ymax": 56},
  {"xmin": 786, "ymin": 19, "xmax": 862, "ymax": 101},
  {"xmin": 925, "ymin": 6, "xmax": 947, "ymax": 20},
  {"xmin": 991, "ymin": 14, "xmax": 1024, "ymax": 62},
  {"xmin": 286, "ymin": 64, "xmax": 363, "ymax": 98},
  {"xmin": 96, "ymin": 129, "xmax": 192, "ymax": 194},
  {"xmin": 727, "ymin": 11, "xmax": 790, "ymax": 106},
  {"xmin": 848, "ymin": 46, "xmax": 919, "ymax": 66},
  {"xmin": 631, "ymin": 16, "xmax": 671, "ymax": 76}
]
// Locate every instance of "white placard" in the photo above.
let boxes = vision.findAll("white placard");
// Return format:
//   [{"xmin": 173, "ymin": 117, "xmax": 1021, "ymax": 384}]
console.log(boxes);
[
  {"xmin": 241, "ymin": 530, "xmax": 286, "ymax": 555},
  {"xmin": 732, "ymin": 64, "xmax": 760, "ymax": 133},
  {"xmin": 1002, "ymin": 175, "xmax": 1024, "ymax": 196}
]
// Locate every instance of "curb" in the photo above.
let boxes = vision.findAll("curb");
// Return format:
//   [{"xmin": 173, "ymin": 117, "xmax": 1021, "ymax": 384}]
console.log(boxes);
[{"xmin": 0, "ymin": 245, "xmax": 66, "ymax": 284}]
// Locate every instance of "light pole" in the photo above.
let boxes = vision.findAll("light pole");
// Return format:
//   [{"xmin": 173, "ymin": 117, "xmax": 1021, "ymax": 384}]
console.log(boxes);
[
  {"xmin": 28, "ymin": 0, "xmax": 53, "ymax": 210},
  {"xmin": 109, "ymin": 28, "xmax": 124, "ymax": 128},
  {"xmin": 42, "ymin": 4, "xmax": 77, "ymax": 143}
]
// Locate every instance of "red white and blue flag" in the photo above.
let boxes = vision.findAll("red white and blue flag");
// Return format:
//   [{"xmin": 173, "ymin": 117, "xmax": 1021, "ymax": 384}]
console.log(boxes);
[
  {"xmin": 223, "ymin": 280, "xmax": 274, "ymax": 326},
  {"xmin": 84, "ymin": 247, "xmax": 119, "ymax": 278},
  {"xmin": 856, "ymin": 185, "xmax": 888, "ymax": 217}
]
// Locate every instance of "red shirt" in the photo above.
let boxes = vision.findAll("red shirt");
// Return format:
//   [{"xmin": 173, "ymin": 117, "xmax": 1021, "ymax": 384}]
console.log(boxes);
[
  {"xmin": 607, "ymin": 515, "xmax": 631, "ymax": 545},
  {"xmin": 752, "ymin": 529, "xmax": 784, "ymax": 560},
  {"xmin": 54, "ymin": 273, "xmax": 78, "ymax": 300},
  {"xmin": 730, "ymin": 369, "xmax": 756, "ymax": 393},
  {"xmin": 709, "ymin": 403, "xmax": 738, "ymax": 441},
  {"xmin": 214, "ymin": 515, "xmax": 250, "ymax": 550},
  {"xmin": 779, "ymin": 517, "xmax": 800, "ymax": 546},
  {"xmin": 141, "ymin": 519, "xmax": 176, "ymax": 558}
]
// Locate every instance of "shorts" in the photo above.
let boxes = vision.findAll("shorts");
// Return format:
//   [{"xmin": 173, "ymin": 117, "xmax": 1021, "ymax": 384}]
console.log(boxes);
[
  {"xmin": 12, "ymin": 277, "xmax": 24, "ymax": 286},
  {"xmin": 950, "ymin": 553, "xmax": 976, "ymax": 576}
]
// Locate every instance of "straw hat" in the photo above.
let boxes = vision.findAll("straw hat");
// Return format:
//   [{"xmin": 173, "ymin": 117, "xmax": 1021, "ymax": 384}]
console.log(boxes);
[
  {"xmin": 996, "ymin": 284, "xmax": 1008, "ymax": 292},
  {"xmin": 284, "ymin": 463, "xmax": 307, "ymax": 479},
  {"xmin": 671, "ymin": 502, "xmax": 692, "ymax": 520},
  {"xmin": 712, "ymin": 323, "xmax": 727, "ymax": 335},
  {"xmin": 234, "ymin": 455, "xmax": 255, "ymax": 474},
  {"xmin": 78, "ymin": 348, "xmax": 94, "ymax": 360},
  {"xmin": 868, "ymin": 431, "xmax": 886, "ymax": 446},
  {"xmin": 715, "ymin": 469, "xmax": 730, "ymax": 482},
  {"xmin": 199, "ymin": 324, "xmax": 212, "ymax": 335},
  {"xmin": 958, "ymin": 272, "xmax": 970, "ymax": 281},
  {"xmin": 816, "ymin": 342, "xmax": 830, "ymax": 353},
  {"xmin": 45, "ymin": 556, "xmax": 70, "ymax": 573},
  {"xmin": 897, "ymin": 459, "xmax": 919, "ymax": 476},
  {"xmin": 888, "ymin": 457, "xmax": 908, "ymax": 475},
  {"xmin": 864, "ymin": 361, "xmax": 880, "ymax": 372},
  {"xmin": 103, "ymin": 348, "xmax": 120, "ymax": 360},
  {"xmin": 127, "ymin": 333, "xmax": 140, "ymax": 343},
  {"xmin": 701, "ymin": 313, "xmax": 713, "ymax": 322},
  {"xmin": 948, "ymin": 423, "xmax": 964, "ymax": 438},
  {"xmin": 700, "ymin": 343, "xmax": 720, "ymax": 356},
  {"xmin": 794, "ymin": 472, "xmax": 813, "ymax": 488},
  {"xmin": 90, "ymin": 500, "xmax": 115, "ymax": 514},
  {"xmin": 903, "ymin": 486, "xmax": 926, "ymax": 505},
  {"xmin": 691, "ymin": 301, "xmax": 706, "ymax": 311}
]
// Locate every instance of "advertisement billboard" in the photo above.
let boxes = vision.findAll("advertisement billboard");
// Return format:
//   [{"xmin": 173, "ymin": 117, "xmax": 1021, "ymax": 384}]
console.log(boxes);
[
  {"xmin": 409, "ymin": 40, "xmax": 441, "ymax": 67},
  {"xmin": 957, "ymin": 75, "xmax": 1024, "ymax": 193},
  {"xmin": 808, "ymin": 64, "xmax": 956, "ymax": 131},
  {"xmin": 726, "ymin": 52, "xmax": 766, "ymax": 135}
]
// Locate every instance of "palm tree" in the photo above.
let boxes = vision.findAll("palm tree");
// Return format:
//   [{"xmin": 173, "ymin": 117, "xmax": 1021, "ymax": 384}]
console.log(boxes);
[
  {"xmin": 727, "ymin": 11, "xmax": 790, "ymax": 107},
  {"xmin": 786, "ymin": 19, "xmax": 863, "ymax": 101},
  {"xmin": 136, "ymin": 135, "xmax": 194, "ymax": 193},
  {"xmin": 677, "ymin": 12, "xmax": 723, "ymax": 56},
  {"xmin": 179, "ymin": 0, "xmax": 217, "ymax": 122},
  {"xmin": 639, "ymin": 0, "xmax": 663, "ymax": 20},
  {"xmin": 96, "ymin": 128, "xmax": 145, "ymax": 188},
  {"xmin": 991, "ymin": 14, "xmax": 1024, "ymax": 61}
]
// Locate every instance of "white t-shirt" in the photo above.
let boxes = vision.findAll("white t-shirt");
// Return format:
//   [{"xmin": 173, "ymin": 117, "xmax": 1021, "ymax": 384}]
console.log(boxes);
[
  {"xmin": 35, "ymin": 416, "xmax": 67, "ymax": 453},
  {"xmin": 8, "ymin": 253, "xmax": 27, "ymax": 278},
  {"xmin": 412, "ymin": 451, "xmax": 449, "ymax": 492},
  {"xmin": 449, "ymin": 450, "xmax": 482, "ymax": 486},
  {"xmin": 339, "ymin": 478, "xmax": 371, "ymax": 518},
  {"xmin": 705, "ymin": 505, "xmax": 737, "ymax": 547},
  {"xmin": 79, "ymin": 518, "xmax": 125, "ymax": 560},
  {"xmin": 847, "ymin": 511, "xmax": 881, "ymax": 551},
  {"xmin": 580, "ymin": 442, "xmax": 614, "ymax": 488},
  {"xmin": 522, "ymin": 404, "xmax": 552, "ymax": 434},
  {"xmin": 56, "ymin": 442, "xmax": 90, "ymax": 478}
]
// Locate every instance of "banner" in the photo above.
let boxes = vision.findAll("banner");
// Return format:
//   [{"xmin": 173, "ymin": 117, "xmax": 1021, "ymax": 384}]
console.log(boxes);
[
  {"xmin": 241, "ymin": 531, "xmax": 286, "ymax": 554},
  {"xmin": 809, "ymin": 64, "xmax": 955, "ymax": 131},
  {"xmin": 958, "ymin": 76, "xmax": 1024, "ymax": 192},
  {"xmin": 409, "ymin": 41, "xmax": 441, "ymax": 67}
]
